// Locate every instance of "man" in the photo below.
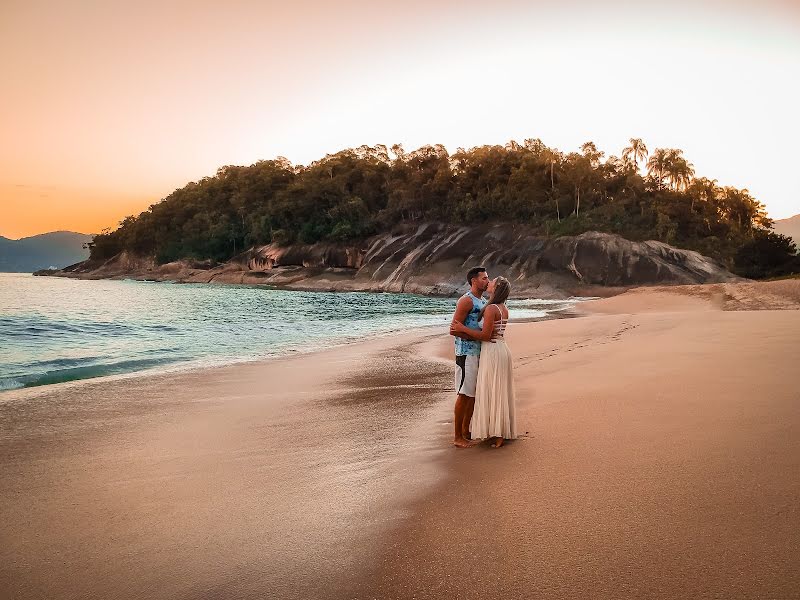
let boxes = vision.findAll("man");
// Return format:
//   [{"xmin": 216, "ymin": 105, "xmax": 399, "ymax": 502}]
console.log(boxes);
[{"xmin": 450, "ymin": 266, "xmax": 489, "ymax": 448}]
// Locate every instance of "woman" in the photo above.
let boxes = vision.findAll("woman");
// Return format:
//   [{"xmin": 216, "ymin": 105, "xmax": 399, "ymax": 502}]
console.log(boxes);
[{"xmin": 451, "ymin": 277, "xmax": 517, "ymax": 447}]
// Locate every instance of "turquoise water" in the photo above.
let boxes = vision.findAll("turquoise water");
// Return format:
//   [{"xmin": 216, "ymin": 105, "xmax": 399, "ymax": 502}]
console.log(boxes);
[{"xmin": 0, "ymin": 273, "xmax": 580, "ymax": 391}]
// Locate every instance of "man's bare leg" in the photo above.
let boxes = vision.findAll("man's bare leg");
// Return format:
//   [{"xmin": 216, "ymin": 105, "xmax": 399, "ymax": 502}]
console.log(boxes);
[
  {"xmin": 453, "ymin": 394, "xmax": 473, "ymax": 448},
  {"xmin": 462, "ymin": 396, "xmax": 475, "ymax": 441}
]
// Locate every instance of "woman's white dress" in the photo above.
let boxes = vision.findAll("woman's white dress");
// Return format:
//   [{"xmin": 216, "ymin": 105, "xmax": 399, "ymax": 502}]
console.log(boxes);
[{"xmin": 470, "ymin": 305, "xmax": 517, "ymax": 440}]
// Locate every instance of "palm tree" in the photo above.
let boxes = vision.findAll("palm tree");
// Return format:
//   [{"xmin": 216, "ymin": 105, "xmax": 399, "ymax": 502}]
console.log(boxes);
[
  {"xmin": 564, "ymin": 153, "xmax": 591, "ymax": 217},
  {"xmin": 688, "ymin": 177, "xmax": 718, "ymax": 215},
  {"xmin": 646, "ymin": 148, "xmax": 669, "ymax": 189},
  {"xmin": 540, "ymin": 148, "xmax": 562, "ymax": 222},
  {"xmin": 580, "ymin": 141, "xmax": 604, "ymax": 167},
  {"xmin": 665, "ymin": 153, "xmax": 695, "ymax": 192},
  {"xmin": 622, "ymin": 138, "xmax": 648, "ymax": 171},
  {"xmin": 647, "ymin": 148, "xmax": 693, "ymax": 191}
]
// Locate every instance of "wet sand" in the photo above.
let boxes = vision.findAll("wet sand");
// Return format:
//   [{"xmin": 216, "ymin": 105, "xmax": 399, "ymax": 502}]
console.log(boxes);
[
  {"xmin": 0, "ymin": 333, "xmax": 456, "ymax": 599},
  {"xmin": 2, "ymin": 280, "xmax": 799, "ymax": 599}
]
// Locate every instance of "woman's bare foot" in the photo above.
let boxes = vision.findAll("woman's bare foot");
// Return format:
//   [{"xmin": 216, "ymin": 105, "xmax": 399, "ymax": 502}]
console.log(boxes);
[{"xmin": 492, "ymin": 437, "xmax": 505, "ymax": 448}]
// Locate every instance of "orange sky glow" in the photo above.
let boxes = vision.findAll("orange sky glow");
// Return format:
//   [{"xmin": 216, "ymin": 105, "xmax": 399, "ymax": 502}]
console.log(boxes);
[{"xmin": 1, "ymin": 0, "xmax": 798, "ymax": 239}]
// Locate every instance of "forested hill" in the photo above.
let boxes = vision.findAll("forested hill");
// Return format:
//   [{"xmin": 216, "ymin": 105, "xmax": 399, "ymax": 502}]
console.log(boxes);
[{"xmin": 89, "ymin": 139, "xmax": 799, "ymax": 279}]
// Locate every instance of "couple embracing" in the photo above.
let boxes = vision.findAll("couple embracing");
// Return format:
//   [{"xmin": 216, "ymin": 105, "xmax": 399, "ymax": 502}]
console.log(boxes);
[{"xmin": 450, "ymin": 266, "xmax": 517, "ymax": 448}]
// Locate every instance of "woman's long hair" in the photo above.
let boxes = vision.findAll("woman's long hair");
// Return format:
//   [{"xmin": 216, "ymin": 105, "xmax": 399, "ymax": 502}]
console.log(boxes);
[{"xmin": 479, "ymin": 276, "xmax": 511, "ymax": 320}]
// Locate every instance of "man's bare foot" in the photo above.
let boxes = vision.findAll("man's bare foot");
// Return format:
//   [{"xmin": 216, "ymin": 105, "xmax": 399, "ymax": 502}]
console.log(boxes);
[{"xmin": 453, "ymin": 438, "xmax": 472, "ymax": 448}]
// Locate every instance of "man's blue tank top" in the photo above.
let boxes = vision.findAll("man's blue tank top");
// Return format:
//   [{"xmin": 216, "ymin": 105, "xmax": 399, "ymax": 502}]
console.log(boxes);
[{"xmin": 455, "ymin": 292, "xmax": 487, "ymax": 356}]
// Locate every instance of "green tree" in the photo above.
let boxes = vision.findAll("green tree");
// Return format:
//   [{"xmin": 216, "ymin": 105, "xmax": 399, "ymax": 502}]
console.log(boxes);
[
  {"xmin": 646, "ymin": 148, "xmax": 669, "ymax": 189},
  {"xmin": 84, "ymin": 138, "xmax": 787, "ymax": 280},
  {"xmin": 622, "ymin": 138, "xmax": 648, "ymax": 171},
  {"xmin": 664, "ymin": 150, "xmax": 694, "ymax": 191},
  {"xmin": 734, "ymin": 230, "xmax": 800, "ymax": 278}
]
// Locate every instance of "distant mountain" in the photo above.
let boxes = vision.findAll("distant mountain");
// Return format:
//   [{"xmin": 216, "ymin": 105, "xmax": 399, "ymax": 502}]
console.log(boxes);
[
  {"xmin": 773, "ymin": 214, "xmax": 800, "ymax": 245},
  {"xmin": 0, "ymin": 231, "xmax": 92, "ymax": 272}
]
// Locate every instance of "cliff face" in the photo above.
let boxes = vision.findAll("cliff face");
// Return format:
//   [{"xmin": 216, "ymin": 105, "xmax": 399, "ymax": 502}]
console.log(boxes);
[{"xmin": 40, "ymin": 223, "xmax": 741, "ymax": 297}]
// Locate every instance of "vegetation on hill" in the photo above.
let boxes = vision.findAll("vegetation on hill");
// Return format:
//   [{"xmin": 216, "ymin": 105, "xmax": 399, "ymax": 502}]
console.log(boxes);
[{"xmin": 89, "ymin": 139, "xmax": 799, "ymax": 279}]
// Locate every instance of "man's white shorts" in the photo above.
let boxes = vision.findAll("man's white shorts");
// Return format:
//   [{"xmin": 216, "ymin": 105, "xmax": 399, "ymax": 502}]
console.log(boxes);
[{"xmin": 454, "ymin": 354, "xmax": 480, "ymax": 397}]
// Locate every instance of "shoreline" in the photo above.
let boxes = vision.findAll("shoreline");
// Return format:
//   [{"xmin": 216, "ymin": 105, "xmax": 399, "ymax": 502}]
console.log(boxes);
[
  {"xmin": 0, "ymin": 275, "xmax": 586, "ymax": 397},
  {"xmin": 0, "ymin": 316, "xmax": 570, "ymax": 399},
  {"xmin": 31, "ymin": 267, "xmax": 631, "ymax": 301},
  {"xmin": 0, "ymin": 322, "xmax": 448, "ymax": 401}
]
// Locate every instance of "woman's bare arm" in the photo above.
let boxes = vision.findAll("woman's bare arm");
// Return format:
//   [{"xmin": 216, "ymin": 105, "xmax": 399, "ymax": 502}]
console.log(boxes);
[{"xmin": 450, "ymin": 304, "xmax": 498, "ymax": 342}]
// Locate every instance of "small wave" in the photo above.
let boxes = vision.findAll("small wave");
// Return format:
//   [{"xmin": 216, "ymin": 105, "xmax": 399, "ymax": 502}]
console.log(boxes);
[
  {"xmin": 0, "ymin": 357, "xmax": 187, "ymax": 390},
  {"xmin": 0, "ymin": 317, "xmax": 180, "ymax": 341},
  {"xmin": 44, "ymin": 355, "xmax": 104, "ymax": 367},
  {"xmin": 511, "ymin": 309, "xmax": 549, "ymax": 319},
  {"xmin": 0, "ymin": 378, "xmax": 25, "ymax": 391}
]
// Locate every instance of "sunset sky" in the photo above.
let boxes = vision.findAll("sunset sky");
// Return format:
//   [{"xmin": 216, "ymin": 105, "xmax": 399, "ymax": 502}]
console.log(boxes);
[{"xmin": 1, "ymin": 0, "xmax": 798, "ymax": 239}]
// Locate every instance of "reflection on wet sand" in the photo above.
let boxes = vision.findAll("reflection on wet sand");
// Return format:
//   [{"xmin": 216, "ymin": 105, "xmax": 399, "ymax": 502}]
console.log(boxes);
[{"xmin": 0, "ymin": 331, "xmax": 453, "ymax": 600}]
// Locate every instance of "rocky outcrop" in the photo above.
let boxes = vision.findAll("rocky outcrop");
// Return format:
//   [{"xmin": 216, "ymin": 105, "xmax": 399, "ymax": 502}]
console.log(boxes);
[
  {"xmin": 39, "ymin": 223, "xmax": 742, "ymax": 298},
  {"xmin": 537, "ymin": 233, "xmax": 737, "ymax": 286}
]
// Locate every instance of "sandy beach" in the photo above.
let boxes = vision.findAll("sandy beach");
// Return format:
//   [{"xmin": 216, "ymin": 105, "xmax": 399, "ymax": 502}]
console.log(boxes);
[{"xmin": 2, "ymin": 280, "xmax": 799, "ymax": 599}]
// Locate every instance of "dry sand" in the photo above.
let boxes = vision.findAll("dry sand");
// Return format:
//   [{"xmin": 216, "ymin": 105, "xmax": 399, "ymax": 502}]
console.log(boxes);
[
  {"xmin": 1, "ymin": 280, "xmax": 799, "ymax": 599},
  {"xmin": 362, "ymin": 280, "xmax": 800, "ymax": 599}
]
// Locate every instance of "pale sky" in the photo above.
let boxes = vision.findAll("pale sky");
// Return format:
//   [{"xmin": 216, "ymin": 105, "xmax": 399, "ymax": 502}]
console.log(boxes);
[{"xmin": 1, "ymin": 0, "xmax": 798, "ymax": 238}]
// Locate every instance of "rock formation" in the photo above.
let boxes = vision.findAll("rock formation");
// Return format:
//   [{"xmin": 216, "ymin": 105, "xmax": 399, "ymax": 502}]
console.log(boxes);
[{"xmin": 39, "ymin": 223, "xmax": 742, "ymax": 298}]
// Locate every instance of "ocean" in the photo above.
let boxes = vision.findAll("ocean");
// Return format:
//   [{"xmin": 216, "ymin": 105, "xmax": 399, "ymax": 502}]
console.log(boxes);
[{"xmin": 0, "ymin": 273, "xmax": 583, "ymax": 391}]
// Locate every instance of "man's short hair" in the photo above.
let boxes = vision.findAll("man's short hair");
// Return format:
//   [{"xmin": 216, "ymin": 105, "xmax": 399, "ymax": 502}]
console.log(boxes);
[{"xmin": 466, "ymin": 266, "xmax": 486, "ymax": 285}]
